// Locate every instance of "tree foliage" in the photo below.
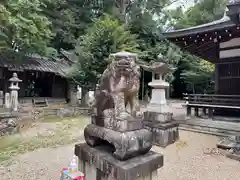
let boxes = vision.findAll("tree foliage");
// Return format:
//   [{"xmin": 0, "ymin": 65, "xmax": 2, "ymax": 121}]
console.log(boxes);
[
  {"xmin": 0, "ymin": 0, "xmax": 53, "ymax": 54},
  {"xmin": 173, "ymin": 0, "xmax": 227, "ymax": 29},
  {"xmin": 68, "ymin": 15, "xmax": 139, "ymax": 89},
  {"xmin": 42, "ymin": 0, "xmax": 99, "ymax": 51},
  {"xmin": 180, "ymin": 55, "xmax": 214, "ymax": 93}
]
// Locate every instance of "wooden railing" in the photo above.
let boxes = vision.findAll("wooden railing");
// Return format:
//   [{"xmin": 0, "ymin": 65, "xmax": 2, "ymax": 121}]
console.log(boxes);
[
  {"xmin": 183, "ymin": 93, "xmax": 240, "ymax": 107},
  {"xmin": 182, "ymin": 93, "xmax": 240, "ymax": 118}
]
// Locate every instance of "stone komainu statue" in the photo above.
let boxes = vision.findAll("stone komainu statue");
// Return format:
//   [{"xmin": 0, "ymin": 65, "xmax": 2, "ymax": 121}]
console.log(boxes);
[
  {"xmin": 85, "ymin": 51, "xmax": 152, "ymax": 161},
  {"xmin": 92, "ymin": 51, "xmax": 142, "ymax": 127}
]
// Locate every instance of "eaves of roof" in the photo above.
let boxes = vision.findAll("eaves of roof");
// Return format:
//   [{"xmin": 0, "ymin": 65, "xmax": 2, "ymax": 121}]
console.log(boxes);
[{"xmin": 163, "ymin": 16, "xmax": 235, "ymax": 38}]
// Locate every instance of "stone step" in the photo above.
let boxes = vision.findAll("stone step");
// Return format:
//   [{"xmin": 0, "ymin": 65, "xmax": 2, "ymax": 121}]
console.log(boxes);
[
  {"xmin": 179, "ymin": 126, "xmax": 229, "ymax": 137},
  {"xmin": 179, "ymin": 119, "xmax": 240, "ymax": 137},
  {"xmin": 226, "ymin": 152, "xmax": 240, "ymax": 161}
]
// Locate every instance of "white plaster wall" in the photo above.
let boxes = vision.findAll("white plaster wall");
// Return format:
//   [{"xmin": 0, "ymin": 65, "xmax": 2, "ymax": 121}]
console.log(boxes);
[
  {"xmin": 220, "ymin": 38, "xmax": 240, "ymax": 49},
  {"xmin": 219, "ymin": 48, "xmax": 240, "ymax": 58}
]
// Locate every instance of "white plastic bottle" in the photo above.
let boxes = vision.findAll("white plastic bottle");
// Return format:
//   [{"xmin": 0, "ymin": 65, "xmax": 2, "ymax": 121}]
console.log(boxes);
[{"xmin": 69, "ymin": 155, "xmax": 78, "ymax": 174}]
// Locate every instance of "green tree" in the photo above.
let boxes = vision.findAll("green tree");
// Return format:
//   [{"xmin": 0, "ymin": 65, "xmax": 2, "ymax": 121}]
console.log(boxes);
[
  {"xmin": 180, "ymin": 55, "xmax": 214, "ymax": 93},
  {"xmin": 126, "ymin": 0, "xmax": 182, "ymax": 82},
  {"xmin": 42, "ymin": 0, "xmax": 99, "ymax": 51},
  {"xmin": 0, "ymin": 0, "xmax": 53, "ymax": 54},
  {"xmin": 173, "ymin": 0, "xmax": 227, "ymax": 29},
  {"xmin": 68, "ymin": 15, "xmax": 139, "ymax": 89},
  {"xmin": 0, "ymin": 4, "xmax": 10, "ymax": 50}
]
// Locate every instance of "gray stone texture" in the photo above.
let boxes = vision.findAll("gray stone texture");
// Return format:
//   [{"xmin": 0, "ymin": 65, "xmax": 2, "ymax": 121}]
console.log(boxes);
[
  {"xmin": 84, "ymin": 124, "xmax": 152, "ymax": 161},
  {"xmin": 144, "ymin": 111, "xmax": 173, "ymax": 123},
  {"xmin": 91, "ymin": 115, "xmax": 143, "ymax": 132},
  {"xmin": 144, "ymin": 111, "xmax": 179, "ymax": 147},
  {"xmin": 0, "ymin": 112, "xmax": 18, "ymax": 136},
  {"xmin": 84, "ymin": 51, "xmax": 154, "ymax": 161},
  {"xmin": 226, "ymin": 151, "xmax": 240, "ymax": 161},
  {"xmin": 217, "ymin": 135, "xmax": 240, "ymax": 161},
  {"xmin": 144, "ymin": 120, "xmax": 179, "ymax": 147},
  {"xmin": 75, "ymin": 143, "xmax": 163, "ymax": 180}
]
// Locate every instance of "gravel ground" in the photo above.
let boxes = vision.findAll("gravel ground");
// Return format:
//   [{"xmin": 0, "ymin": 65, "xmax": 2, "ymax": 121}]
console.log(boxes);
[{"xmin": 0, "ymin": 130, "xmax": 239, "ymax": 180}]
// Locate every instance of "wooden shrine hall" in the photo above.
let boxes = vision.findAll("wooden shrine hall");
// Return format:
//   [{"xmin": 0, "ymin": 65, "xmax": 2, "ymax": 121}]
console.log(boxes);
[
  {"xmin": 163, "ymin": 1, "xmax": 240, "ymax": 118},
  {"xmin": 0, "ymin": 52, "xmax": 72, "ymax": 105}
]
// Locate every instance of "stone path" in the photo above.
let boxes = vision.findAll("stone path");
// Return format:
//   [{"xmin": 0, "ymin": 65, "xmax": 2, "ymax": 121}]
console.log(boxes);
[{"xmin": 0, "ymin": 130, "xmax": 240, "ymax": 180}]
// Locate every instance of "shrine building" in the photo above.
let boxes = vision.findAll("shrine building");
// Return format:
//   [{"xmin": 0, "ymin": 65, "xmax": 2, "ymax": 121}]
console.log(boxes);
[{"xmin": 163, "ymin": 1, "xmax": 240, "ymax": 117}]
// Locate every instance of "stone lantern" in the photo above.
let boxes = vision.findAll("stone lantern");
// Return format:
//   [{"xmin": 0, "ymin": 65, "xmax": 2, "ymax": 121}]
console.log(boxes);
[
  {"xmin": 143, "ymin": 62, "xmax": 170, "ymax": 113},
  {"xmin": 9, "ymin": 73, "xmax": 22, "ymax": 111},
  {"xmin": 142, "ymin": 62, "xmax": 179, "ymax": 147}
]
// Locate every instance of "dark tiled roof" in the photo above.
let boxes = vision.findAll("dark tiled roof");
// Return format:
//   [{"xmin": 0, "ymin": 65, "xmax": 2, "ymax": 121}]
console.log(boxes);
[
  {"xmin": 163, "ymin": 16, "xmax": 234, "ymax": 38},
  {"xmin": 0, "ymin": 52, "xmax": 70, "ymax": 76}
]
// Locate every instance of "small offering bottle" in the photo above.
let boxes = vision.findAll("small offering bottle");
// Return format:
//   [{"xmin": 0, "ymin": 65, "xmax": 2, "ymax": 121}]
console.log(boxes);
[{"xmin": 69, "ymin": 155, "xmax": 78, "ymax": 174}]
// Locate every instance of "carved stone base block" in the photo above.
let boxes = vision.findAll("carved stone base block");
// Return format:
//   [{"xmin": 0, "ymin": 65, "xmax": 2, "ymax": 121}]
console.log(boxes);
[
  {"xmin": 217, "ymin": 135, "xmax": 240, "ymax": 161},
  {"xmin": 75, "ymin": 143, "xmax": 163, "ymax": 180},
  {"xmin": 144, "ymin": 111, "xmax": 173, "ymax": 123},
  {"xmin": 84, "ymin": 124, "xmax": 152, "ymax": 161},
  {"xmin": 226, "ymin": 151, "xmax": 240, "ymax": 161},
  {"xmin": 144, "ymin": 121, "xmax": 179, "ymax": 147},
  {"xmin": 91, "ymin": 115, "xmax": 143, "ymax": 132},
  {"xmin": 217, "ymin": 135, "xmax": 240, "ymax": 150}
]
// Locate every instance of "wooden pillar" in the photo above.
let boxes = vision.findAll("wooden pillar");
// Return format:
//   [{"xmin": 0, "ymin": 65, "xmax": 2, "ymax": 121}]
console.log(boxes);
[
  {"xmin": 141, "ymin": 68, "xmax": 144, "ymax": 101},
  {"xmin": 215, "ymin": 63, "xmax": 219, "ymax": 94},
  {"xmin": 22, "ymin": 71, "xmax": 27, "ymax": 97},
  {"xmin": 186, "ymin": 106, "xmax": 191, "ymax": 117},
  {"xmin": 52, "ymin": 74, "xmax": 55, "ymax": 98},
  {"xmin": 208, "ymin": 107, "xmax": 213, "ymax": 119},
  {"xmin": 202, "ymin": 108, "xmax": 206, "ymax": 116},
  {"xmin": 194, "ymin": 107, "xmax": 199, "ymax": 117}
]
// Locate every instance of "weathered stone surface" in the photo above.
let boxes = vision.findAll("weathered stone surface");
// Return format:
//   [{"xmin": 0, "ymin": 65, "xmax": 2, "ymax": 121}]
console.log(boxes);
[
  {"xmin": 75, "ymin": 143, "xmax": 163, "ymax": 180},
  {"xmin": 0, "ymin": 91, "xmax": 3, "ymax": 107},
  {"xmin": 91, "ymin": 115, "xmax": 143, "ymax": 132},
  {"xmin": 144, "ymin": 120, "xmax": 179, "ymax": 147},
  {"xmin": 217, "ymin": 137, "xmax": 240, "ymax": 149},
  {"xmin": 217, "ymin": 135, "xmax": 240, "ymax": 161},
  {"xmin": 9, "ymin": 72, "xmax": 22, "ymax": 112},
  {"xmin": 0, "ymin": 113, "xmax": 18, "ymax": 136},
  {"xmin": 56, "ymin": 108, "xmax": 75, "ymax": 117},
  {"xmin": 226, "ymin": 152, "xmax": 240, "ymax": 161},
  {"xmin": 5, "ymin": 93, "xmax": 10, "ymax": 109},
  {"xmin": 144, "ymin": 111, "xmax": 173, "ymax": 123},
  {"xmin": 89, "ymin": 51, "xmax": 142, "ymax": 131},
  {"xmin": 142, "ymin": 62, "xmax": 171, "ymax": 114},
  {"xmin": 84, "ymin": 124, "xmax": 152, "ymax": 161},
  {"xmin": 83, "ymin": 51, "xmax": 153, "ymax": 160}
]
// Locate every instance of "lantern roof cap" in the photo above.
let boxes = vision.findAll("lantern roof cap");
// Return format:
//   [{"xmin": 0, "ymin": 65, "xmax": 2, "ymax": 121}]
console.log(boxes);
[{"xmin": 9, "ymin": 73, "xmax": 22, "ymax": 82}]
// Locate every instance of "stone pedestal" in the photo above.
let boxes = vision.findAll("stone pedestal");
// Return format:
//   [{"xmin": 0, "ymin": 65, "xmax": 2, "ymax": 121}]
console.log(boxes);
[
  {"xmin": 0, "ymin": 112, "xmax": 18, "ymax": 136},
  {"xmin": 75, "ymin": 143, "xmax": 163, "ymax": 180},
  {"xmin": 143, "ymin": 118, "xmax": 179, "ymax": 147},
  {"xmin": 84, "ymin": 124, "xmax": 152, "ymax": 161},
  {"xmin": 69, "ymin": 83, "xmax": 78, "ymax": 106},
  {"xmin": 217, "ymin": 135, "xmax": 240, "ymax": 161},
  {"xmin": 144, "ymin": 111, "xmax": 179, "ymax": 147},
  {"xmin": 0, "ymin": 91, "xmax": 3, "ymax": 107},
  {"xmin": 4, "ymin": 93, "xmax": 10, "ymax": 109},
  {"xmin": 143, "ymin": 63, "xmax": 179, "ymax": 147}
]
